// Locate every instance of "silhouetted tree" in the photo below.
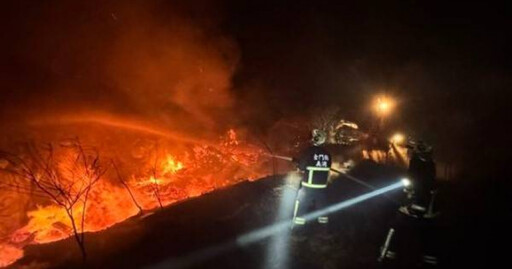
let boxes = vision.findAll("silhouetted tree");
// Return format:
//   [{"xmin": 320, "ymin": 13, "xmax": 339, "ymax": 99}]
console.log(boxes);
[{"xmin": 0, "ymin": 139, "xmax": 106, "ymax": 262}]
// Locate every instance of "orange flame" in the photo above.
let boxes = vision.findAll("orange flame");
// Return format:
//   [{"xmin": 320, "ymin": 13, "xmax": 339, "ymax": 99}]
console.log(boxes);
[
  {"xmin": 162, "ymin": 156, "xmax": 184, "ymax": 175},
  {"xmin": 0, "ymin": 129, "xmax": 266, "ymax": 267},
  {"xmin": 0, "ymin": 244, "xmax": 23, "ymax": 267}
]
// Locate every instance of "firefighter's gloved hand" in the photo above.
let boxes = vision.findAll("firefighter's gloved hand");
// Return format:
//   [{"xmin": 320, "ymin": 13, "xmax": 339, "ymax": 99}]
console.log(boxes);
[
  {"xmin": 291, "ymin": 157, "xmax": 303, "ymax": 169},
  {"xmin": 403, "ymin": 186, "xmax": 413, "ymax": 194}
]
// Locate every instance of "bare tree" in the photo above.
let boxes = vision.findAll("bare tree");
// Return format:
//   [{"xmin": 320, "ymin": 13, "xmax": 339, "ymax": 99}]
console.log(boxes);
[
  {"xmin": 150, "ymin": 155, "xmax": 164, "ymax": 209},
  {"xmin": 0, "ymin": 139, "xmax": 106, "ymax": 262},
  {"xmin": 310, "ymin": 106, "xmax": 342, "ymax": 143},
  {"xmin": 111, "ymin": 159, "xmax": 143, "ymax": 214}
]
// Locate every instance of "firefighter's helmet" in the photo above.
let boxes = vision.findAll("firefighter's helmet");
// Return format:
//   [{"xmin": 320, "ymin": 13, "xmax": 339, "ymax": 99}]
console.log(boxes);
[
  {"xmin": 406, "ymin": 139, "xmax": 433, "ymax": 160},
  {"xmin": 312, "ymin": 129, "xmax": 327, "ymax": 146}
]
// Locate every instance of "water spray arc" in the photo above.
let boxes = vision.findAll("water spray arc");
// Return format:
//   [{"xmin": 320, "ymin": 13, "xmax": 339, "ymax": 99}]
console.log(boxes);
[{"xmin": 267, "ymin": 154, "xmax": 380, "ymax": 191}]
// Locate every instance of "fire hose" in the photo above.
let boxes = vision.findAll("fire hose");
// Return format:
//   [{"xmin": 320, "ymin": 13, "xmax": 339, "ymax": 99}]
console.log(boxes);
[
  {"xmin": 265, "ymin": 153, "xmax": 400, "ymax": 205},
  {"xmin": 266, "ymin": 154, "xmax": 379, "ymax": 191}
]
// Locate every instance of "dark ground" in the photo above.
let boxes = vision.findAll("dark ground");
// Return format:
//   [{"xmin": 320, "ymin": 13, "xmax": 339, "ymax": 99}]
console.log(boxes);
[{"xmin": 9, "ymin": 154, "xmax": 500, "ymax": 269}]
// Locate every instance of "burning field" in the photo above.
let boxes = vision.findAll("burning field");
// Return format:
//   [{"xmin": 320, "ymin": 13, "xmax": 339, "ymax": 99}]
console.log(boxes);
[
  {"xmin": 0, "ymin": 112, "xmax": 405, "ymax": 267},
  {"xmin": 0, "ymin": 120, "xmax": 269, "ymax": 267},
  {"xmin": 0, "ymin": 1, "xmax": 270, "ymax": 266}
]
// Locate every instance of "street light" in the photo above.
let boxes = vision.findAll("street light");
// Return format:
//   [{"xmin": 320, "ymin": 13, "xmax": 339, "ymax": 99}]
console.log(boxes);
[
  {"xmin": 374, "ymin": 96, "xmax": 394, "ymax": 117},
  {"xmin": 372, "ymin": 95, "xmax": 395, "ymax": 132}
]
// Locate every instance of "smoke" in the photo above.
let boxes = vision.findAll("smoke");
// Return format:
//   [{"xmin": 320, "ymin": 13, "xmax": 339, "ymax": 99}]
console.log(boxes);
[
  {"xmin": 0, "ymin": 0, "xmax": 238, "ymax": 141},
  {"xmin": 0, "ymin": 3, "xmax": 264, "ymax": 266},
  {"xmin": 104, "ymin": 1, "xmax": 238, "ymax": 132}
]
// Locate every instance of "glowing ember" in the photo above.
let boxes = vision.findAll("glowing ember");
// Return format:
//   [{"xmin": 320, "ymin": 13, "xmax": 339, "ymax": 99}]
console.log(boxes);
[{"xmin": 0, "ymin": 244, "xmax": 23, "ymax": 267}]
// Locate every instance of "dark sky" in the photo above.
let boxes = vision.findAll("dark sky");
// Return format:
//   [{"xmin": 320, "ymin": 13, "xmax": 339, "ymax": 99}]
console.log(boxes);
[
  {"xmin": 225, "ymin": 1, "xmax": 509, "ymax": 172},
  {"xmin": 228, "ymin": 0, "xmax": 510, "ymax": 119},
  {"xmin": 225, "ymin": 0, "xmax": 510, "ymax": 171},
  {"xmin": 1, "ymin": 0, "xmax": 510, "ymax": 175}
]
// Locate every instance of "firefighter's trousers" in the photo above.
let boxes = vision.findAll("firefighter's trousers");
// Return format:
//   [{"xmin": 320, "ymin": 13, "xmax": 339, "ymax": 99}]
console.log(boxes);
[
  {"xmin": 379, "ymin": 211, "xmax": 439, "ymax": 266},
  {"xmin": 292, "ymin": 187, "xmax": 328, "ymax": 226}
]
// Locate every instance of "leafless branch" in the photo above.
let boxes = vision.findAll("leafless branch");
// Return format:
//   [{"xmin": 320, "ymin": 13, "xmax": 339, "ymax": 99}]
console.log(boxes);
[
  {"xmin": 151, "ymin": 153, "xmax": 163, "ymax": 209},
  {"xmin": 0, "ymin": 140, "xmax": 106, "ymax": 263},
  {"xmin": 111, "ymin": 159, "xmax": 143, "ymax": 214}
]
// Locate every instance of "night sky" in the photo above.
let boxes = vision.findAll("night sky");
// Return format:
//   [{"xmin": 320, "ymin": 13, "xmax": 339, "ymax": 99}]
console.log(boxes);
[{"xmin": 227, "ymin": 1, "xmax": 510, "ymax": 165}]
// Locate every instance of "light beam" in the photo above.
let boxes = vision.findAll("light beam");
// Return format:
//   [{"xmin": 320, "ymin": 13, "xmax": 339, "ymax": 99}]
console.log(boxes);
[{"xmin": 149, "ymin": 180, "xmax": 404, "ymax": 269}]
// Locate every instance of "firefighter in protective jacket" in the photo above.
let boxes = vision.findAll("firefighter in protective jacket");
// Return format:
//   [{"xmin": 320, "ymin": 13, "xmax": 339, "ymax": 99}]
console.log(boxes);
[
  {"xmin": 402, "ymin": 140, "xmax": 437, "ymax": 217},
  {"xmin": 292, "ymin": 129, "xmax": 332, "ymax": 228},
  {"xmin": 379, "ymin": 139, "xmax": 439, "ymax": 266}
]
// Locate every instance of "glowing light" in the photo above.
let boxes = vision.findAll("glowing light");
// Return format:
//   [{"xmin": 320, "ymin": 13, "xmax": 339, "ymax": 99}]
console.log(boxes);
[
  {"xmin": 391, "ymin": 133, "xmax": 405, "ymax": 144},
  {"xmin": 373, "ymin": 96, "xmax": 395, "ymax": 116},
  {"xmin": 379, "ymin": 101, "xmax": 389, "ymax": 111},
  {"xmin": 401, "ymin": 178, "xmax": 411, "ymax": 187}
]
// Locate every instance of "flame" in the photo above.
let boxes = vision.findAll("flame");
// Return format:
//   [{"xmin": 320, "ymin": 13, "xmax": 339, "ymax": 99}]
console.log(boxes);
[
  {"xmin": 0, "ymin": 245, "xmax": 23, "ymax": 267},
  {"xmin": 0, "ymin": 0, "xmax": 248, "ymax": 265},
  {"xmin": 0, "ymin": 129, "xmax": 266, "ymax": 267},
  {"xmin": 162, "ymin": 156, "xmax": 184, "ymax": 175}
]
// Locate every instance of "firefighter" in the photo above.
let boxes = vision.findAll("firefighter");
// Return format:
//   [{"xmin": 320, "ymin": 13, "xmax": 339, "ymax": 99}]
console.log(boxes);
[
  {"xmin": 291, "ymin": 129, "xmax": 332, "ymax": 231},
  {"xmin": 379, "ymin": 139, "xmax": 439, "ymax": 266},
  {"xmin": 401, "ymin": 140, "xmax": 437, "ymax": 217}
]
